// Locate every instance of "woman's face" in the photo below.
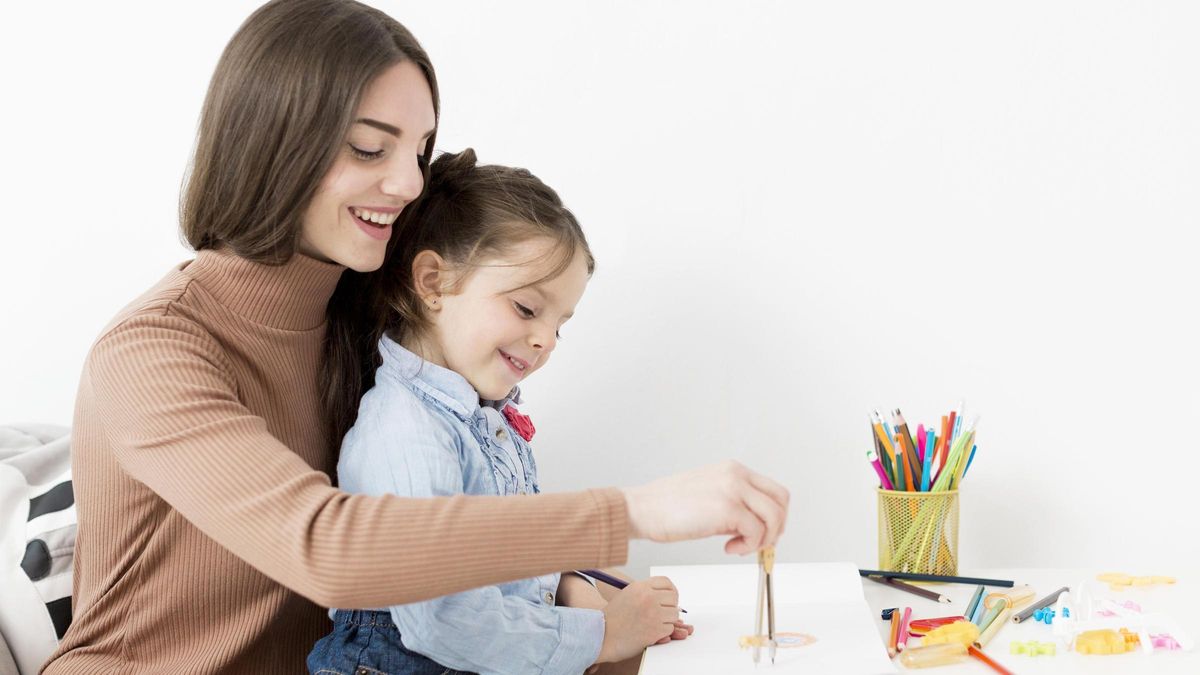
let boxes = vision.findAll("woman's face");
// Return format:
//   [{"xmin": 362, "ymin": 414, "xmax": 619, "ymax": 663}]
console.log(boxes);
[{"xmin": 299, "ymin": 60, "xmax": 436, "ymax": 272}]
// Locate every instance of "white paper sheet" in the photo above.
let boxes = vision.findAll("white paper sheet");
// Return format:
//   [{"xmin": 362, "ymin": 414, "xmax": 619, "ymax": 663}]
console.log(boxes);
[{"xmin": 641, "ymin": 562, "xmax": 896, "ymax": 674}]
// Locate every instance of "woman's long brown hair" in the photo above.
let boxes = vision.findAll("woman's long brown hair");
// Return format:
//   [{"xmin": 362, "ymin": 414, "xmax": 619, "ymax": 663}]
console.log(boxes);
[{"xmin": 177, "ymin": 0, "xmax": 439, "ymax": 456}]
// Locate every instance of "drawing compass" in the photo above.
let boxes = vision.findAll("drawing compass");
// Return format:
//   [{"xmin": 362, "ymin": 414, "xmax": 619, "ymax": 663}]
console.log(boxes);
[{"xmin": 753, "ymin": 546, "xmax": 777, "ymax": 665}]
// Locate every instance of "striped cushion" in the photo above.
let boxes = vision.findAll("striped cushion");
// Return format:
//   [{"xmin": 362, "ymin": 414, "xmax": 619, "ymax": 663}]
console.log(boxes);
[{"xmin": 1, "ymin": 424, "xmax": 74, "ymax": 674}]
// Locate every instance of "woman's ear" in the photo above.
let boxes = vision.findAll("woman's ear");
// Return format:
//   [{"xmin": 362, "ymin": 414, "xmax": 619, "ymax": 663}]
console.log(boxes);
[{"xmin": 411, "ymin": 250, "xmax": 447, "ymax": 310}]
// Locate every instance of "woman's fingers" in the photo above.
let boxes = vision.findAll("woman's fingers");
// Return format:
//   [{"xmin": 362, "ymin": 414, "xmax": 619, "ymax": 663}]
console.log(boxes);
[{"xmin": 622, "ymin": 460, "xmax": 789, "ymax": 554}]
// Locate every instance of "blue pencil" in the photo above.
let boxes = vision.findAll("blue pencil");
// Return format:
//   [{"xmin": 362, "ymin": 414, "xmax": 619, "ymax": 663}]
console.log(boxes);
[
  {"xmin": 962, "ymin": 445, "xmax": 978, "ymax": 478},
  {"xmin": 920, "ymin": 429, "xmax": 934, "ymax": 491}
]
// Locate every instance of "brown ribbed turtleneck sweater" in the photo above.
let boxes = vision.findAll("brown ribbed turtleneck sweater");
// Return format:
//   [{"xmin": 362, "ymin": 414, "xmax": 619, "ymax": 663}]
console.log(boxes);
[{"xmin": 42, "ymin": 249, "xmax": 628, "ymax": 673}]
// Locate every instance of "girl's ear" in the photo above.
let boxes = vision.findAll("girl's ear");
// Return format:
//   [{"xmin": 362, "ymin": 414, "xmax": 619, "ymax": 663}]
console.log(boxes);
[{"xmin": 411, "ymin": 250, "xmax": 447, "ymax": 310}]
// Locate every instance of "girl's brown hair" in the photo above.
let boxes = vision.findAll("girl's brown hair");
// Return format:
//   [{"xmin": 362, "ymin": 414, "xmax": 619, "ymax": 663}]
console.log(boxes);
[
  {"xmin": 383, "ymin": 148, "xmax": 595, "ymax": 343},
  {"xmin": 177, "ymin": 0, "xmax": 439, "ymax": 455}
]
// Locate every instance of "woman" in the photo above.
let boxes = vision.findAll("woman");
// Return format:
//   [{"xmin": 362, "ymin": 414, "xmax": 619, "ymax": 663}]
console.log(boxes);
[{"xmin": 42, "ymin": 1, "xmax": 788, "ymax": 672}]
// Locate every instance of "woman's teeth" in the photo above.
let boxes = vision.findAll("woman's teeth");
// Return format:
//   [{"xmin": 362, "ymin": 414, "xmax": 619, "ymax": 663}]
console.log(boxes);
[{"xmin": 351, "ymin": 207, "xmax": 399, "ymax": 225}]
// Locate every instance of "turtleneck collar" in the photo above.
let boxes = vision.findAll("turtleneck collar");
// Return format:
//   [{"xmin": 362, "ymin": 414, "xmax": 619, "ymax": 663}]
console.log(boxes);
[{"xmin": 182, "ymin": 248, "xmax": 346, "ymax": 330}]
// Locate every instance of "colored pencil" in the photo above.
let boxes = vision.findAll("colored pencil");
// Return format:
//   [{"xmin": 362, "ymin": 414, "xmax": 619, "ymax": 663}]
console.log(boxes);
[
  {"xmin": 887, "ymin": 608, "xmax": 900, "ymax": 657},
  {"xmin": 962, "ymin": 444, "xmax": 978, "ymax": 479},
  {"xmin": 865, "ymin": 574, "xmax": 952, "ymax": 603},
  {"xmin": 857, "ymin": 569, "xmax": 1014, "ymax": 587},
  {"xmin": 873, "ymin": 430, "xmax": 896, "ymax": 487},
  {"xmin": 964, "ymin": 585, "xmax": 985, "ymax": 618},
  {"xmin": 898, "ymin": 435, "xmax": 913, "ymax": 490},
  {"xmin": 976, "ymin": 606, "xmax": 1012, "ymax": 648},
  {"xmin": 967, "ymin": 645, "xmax": 1014, "ymax": 675},
  {"xmin": 896, "ymin": 607, "xmax": 913, "ymax": 651},
  {"xmin": 1012, "ymin": 586, "xmax": 1070, "ymax": 624},
  {"xmin": 893, "ymin": 409, "xmax": 923, "ymax": 487},
  {"xmin": 920, "ymin": 429, "xmax": 934, "ymax": 491}
]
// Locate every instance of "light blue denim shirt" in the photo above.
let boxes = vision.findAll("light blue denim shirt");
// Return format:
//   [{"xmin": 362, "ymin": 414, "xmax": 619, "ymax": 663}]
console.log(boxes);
[{"xmin": 335, "ymin": 335, "xmax": 605, "ymax": 675}]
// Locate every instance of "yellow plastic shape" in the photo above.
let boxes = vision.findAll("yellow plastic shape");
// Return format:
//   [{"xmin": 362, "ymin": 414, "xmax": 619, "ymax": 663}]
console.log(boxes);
[
  {"xmin": 1119, "ymin": 628, "xmax": 1140, "ymax": 648},
  {"xmin": 899, "ymin": 642, "xmax": 967, "ymax": 668},
  {"xmin": 738, "ymin": 635, "xmax": 765, "ymax": 648},
  {"xmin": 922, "ymin": 620, "xmax": 979, "ymax": 646},
  {"xmin": 1076, "ymin": 629, "xmax": 1133, "ymax": 655},
  {"xmin": 1097, "ymin": 572, "xmax": 1132, "ymax": 585},
  {"xmin": 1098, "ymin": 572, "xmax": 1176, "ymax": 588},
  {"xmin": 1010, "ymin": 640, "xmax": 1056, "ymax": 656}
]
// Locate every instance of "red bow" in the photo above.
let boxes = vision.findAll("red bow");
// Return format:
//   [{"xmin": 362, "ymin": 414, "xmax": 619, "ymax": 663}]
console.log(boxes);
[{"xmin": 502, "ymin": 406, "xmax": 536, "ymax": 442}]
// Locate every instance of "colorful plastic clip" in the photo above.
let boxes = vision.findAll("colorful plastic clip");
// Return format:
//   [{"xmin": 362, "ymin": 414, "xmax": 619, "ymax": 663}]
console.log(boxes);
[
  {"xmin": 1009, "ymin": 640, "xmax": 1056, "ymax": 656},
  {"xmin": 1033, "ymin": 607, "xmax": 1055, "ymax": 624},
  {"xmin": 1151, "ymin": 634, "xmax": 1182, "ymax": 650},
  {"xmin": 1097, "ymin": 600, "xmax": 1140, "ymax": 617},
  {"xmin": 907, "ymin": 616, "xmax": 967, "ymax": 637}
]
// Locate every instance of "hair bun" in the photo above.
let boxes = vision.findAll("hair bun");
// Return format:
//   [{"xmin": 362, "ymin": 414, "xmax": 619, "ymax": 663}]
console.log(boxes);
[{"xmin": 427, "ymin": 148, "xmax": 479, "ymax": 197}]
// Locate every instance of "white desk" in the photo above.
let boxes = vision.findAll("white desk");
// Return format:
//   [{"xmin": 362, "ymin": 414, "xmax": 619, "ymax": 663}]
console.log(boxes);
[{"xmin": 637, "ymin": 565, "xmax": 1199, "ymax": 674}]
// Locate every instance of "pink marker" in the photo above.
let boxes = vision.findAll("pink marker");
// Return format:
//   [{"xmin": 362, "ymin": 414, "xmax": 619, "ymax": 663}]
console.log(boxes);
[
  {"xmin": 897, "ymin": 607, "xmax": 913, "ymax": 651},
  {"xmin": 867, "ymin": 450, "xmax": 894, "ymax": 490},
  {"xmin": 916, "ymin": 424, "xmax": 926, "ymax": 462}
]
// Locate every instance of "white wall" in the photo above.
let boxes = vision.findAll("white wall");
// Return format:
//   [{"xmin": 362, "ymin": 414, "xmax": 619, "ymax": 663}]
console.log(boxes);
[{"xmin": 2, "ymin": 1, "xmax": 1198, "ymax": 577}]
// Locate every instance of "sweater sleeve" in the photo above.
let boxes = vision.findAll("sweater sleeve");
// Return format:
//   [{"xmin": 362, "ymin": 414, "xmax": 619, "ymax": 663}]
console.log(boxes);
[{"xmin": 85, "ymin": 313, "xmax": 628, "ymax": 608}]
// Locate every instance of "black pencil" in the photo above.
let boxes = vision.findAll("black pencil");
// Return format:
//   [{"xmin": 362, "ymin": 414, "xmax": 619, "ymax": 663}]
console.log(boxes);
[
  {"xmin": 864, "ymin": 574, "xmax": 952, "ymax": 603},
  {"xmin": 858, "ymin": 568, "xmax": 1014, "ymax": 587},
  {"xmin": 578, "ymin": 569, "xmax": 688, "ymax": 613}
]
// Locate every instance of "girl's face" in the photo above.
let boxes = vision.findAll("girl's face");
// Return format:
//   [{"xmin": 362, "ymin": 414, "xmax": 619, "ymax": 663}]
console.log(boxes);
[
  {"xmin": 299, "ymin": 60, "xmax": 436, "ymax": 272},
  {"xmin": 421, "ymin": 238, "xmax": 591, "ymax": 401}
]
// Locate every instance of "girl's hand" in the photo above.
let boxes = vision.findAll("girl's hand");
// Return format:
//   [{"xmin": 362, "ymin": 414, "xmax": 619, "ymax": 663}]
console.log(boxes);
[
  {"xmin": 621, "ymin": 460, "xmax": 789, "ymax": 555},
  {"xmin": 595, "ymin": 577, "xmax": 679, "ymax": 663},
  {"xmin": 556, "ymin": 572, "xmax": 607, "ymax": 611},
  {"xmin": 654, "ymin": 619, "xmax": 695, "ymax": 644}
]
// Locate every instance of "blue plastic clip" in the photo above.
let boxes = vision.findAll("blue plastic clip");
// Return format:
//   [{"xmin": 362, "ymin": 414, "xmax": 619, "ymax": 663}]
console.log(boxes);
[{"xmin": 1033, "ymin": 607, "xmax": 1057, "ymax": 624}]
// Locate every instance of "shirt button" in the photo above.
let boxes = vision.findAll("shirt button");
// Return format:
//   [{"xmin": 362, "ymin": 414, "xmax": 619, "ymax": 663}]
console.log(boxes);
[
  {"xmin": 495, "ymin": 428, "xmax": 507, "ymax": 441},
  {"xmin": 544, "ymin": 591, "xmax": 555, "ymax": 604}
]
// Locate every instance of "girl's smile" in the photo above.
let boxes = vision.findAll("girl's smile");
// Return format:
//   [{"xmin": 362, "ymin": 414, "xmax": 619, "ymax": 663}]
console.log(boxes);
[{"xmin": 406, "ymin": 236, "xmax": 590, "ymax": 401}]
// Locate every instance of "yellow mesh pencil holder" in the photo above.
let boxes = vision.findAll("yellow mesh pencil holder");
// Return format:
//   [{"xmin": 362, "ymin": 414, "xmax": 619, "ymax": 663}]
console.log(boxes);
[{"xmin": 877, "ymin": 489, "xmax": 959, "ymax": 575}]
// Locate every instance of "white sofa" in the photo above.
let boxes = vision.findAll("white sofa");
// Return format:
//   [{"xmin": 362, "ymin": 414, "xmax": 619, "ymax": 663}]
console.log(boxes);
[{"xmin": 0, "ymin": 425, "xmax": 74, "ymax": 675}]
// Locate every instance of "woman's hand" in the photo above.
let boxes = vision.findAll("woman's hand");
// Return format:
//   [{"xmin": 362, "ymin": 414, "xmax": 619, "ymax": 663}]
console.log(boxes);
[{"xmin": 620, "ymin": 460, "xmax": 789, "ymax": 555}]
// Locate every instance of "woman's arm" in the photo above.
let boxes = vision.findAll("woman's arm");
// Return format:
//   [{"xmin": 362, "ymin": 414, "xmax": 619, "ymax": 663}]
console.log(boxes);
[
  {"xmin": 86, "ymin": 314, "xmax": 627, "ymax": 608},
  {"xmin": 87, "ymin": 313, "xmax": 789, "ymax": 608}
]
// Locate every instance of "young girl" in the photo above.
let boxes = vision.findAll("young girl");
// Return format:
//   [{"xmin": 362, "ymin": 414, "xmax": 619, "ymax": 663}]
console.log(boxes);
[{"xmin": 308, "ymin": 149, "xmax": 693, "ymax": 675}]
